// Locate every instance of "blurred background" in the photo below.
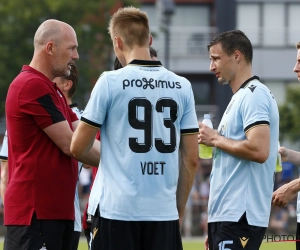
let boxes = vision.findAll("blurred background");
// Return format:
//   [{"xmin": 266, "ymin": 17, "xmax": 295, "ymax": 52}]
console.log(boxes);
[{"xmin": 0, "ymin": 0, "xmax": 300, "ymax": 237}]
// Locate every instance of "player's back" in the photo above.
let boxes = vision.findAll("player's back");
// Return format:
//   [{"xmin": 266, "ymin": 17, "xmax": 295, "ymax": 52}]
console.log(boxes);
[{"xmin": 84, "ymin": 60, "xmax": 198, "ymax": 221}]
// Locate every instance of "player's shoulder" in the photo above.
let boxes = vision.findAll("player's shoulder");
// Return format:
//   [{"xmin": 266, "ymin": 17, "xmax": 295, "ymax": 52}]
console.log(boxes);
[
  {"xmin": 164, "ymin": 69, "xmax": 192, "ymax": 85},
  {"xmin": 96, "ymin": 68, "xmax": 125, "ymax": 83},
  {"xmin": 241, "ymin": 76, "xmax": 269, "ymax": 95}
]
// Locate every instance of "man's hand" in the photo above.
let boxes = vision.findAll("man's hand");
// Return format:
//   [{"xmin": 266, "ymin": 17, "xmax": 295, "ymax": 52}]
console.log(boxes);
[
  {"xmin": 179, "ymin": 217, "xmax": 183, "ymax": 229},
  {"xmin": 272, "ymin": 181, "xmax": 298, "ymax": 207},
  {"xmin": 278, "ymin": 146, "xmax": 289, "ymax": 163},
  {"xmin": 204, "ymin": 235, "xmax": 209, "ymax": 250},
  {"xmin": 198, "ymin": 122, "xmax": 218, "ymax": 147}
]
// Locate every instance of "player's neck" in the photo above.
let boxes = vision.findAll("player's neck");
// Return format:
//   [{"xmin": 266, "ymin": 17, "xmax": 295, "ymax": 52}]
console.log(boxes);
[
  {"xmin": 230, "ymin": 65, "xmax": 253, "ymax": 94},
  {"xmin": 30, "ymin": 57, "xmax": 54, "ymax": 81},
  {"xmin": 124, "ymin": 47, "xmax": 152, "ymax": 65},
  {"xmin": 65, "ymin": 97, "xmax": 72, "ymax": 105}
]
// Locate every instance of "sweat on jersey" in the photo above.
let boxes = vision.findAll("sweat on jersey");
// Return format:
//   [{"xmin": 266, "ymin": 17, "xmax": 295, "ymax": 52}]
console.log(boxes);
[{"xmin": 83, "ymin": 60, "xmax": 198, "ymax": 221}]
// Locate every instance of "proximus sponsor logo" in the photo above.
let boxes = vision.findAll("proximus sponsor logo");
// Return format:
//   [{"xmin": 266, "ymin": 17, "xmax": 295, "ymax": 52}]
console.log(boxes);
[{"xmin": 123, "ymin": 78, "xmax": 181, "ymax": 90}]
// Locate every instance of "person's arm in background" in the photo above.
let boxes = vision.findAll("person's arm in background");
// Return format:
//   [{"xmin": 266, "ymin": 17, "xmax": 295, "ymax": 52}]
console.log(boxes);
[
  {"xmin": 176, "ymin": 133, "xmax": 198, "ymax": 226},
  {"xmin": 0, "ymin": 160, "xmax": 7, "ymax": 205},
  {"xmin": 272, "ymin": 147, "xmax": 300, "ymax": 207}
]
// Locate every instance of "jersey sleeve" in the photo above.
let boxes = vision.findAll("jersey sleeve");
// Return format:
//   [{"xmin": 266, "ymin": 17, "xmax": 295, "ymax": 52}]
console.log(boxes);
[
  {"xmin": 81, "ymin": 74, "xmax": 110, "ymax": 128},
  {"xmin": 241, "ymin": 85, "xmax": 272, "ymax": 133},
  {"xmin": 18, "ymin": 79, "xmax": 66, "ymax": 129},
  {"xmin": 180, "ymin": 82, "xmax": 199, "ymax": 135},
  {"xmin": 0, "ymin": 130, "xmax": 8, "ymax": 160}
]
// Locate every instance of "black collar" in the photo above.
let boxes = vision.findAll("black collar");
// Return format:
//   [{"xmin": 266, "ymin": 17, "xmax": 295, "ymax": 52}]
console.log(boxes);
[
  {"xmin": 127, "ymin": 59, "xmax": 163, "ymax": 67},
  {"xmin": 239, "ymin": 76, "xmax": 260, "ymax": 90},
  {"xmin": 69, "ymin": 103, "xmax": 78, "ymax": 108}
]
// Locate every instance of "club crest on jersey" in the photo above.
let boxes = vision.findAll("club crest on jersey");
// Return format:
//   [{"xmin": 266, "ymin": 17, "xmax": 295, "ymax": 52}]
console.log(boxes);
[
  {"xmin": 225, "ymin": 100, "xmax": 235, "ymax": 114},
  {"xmin": 123, "ymin": 78, "xmax": 181, "ymax": 90},
  {"xmin": 218, "ymin": 123, "xmax": 227, "ymax": 136}
]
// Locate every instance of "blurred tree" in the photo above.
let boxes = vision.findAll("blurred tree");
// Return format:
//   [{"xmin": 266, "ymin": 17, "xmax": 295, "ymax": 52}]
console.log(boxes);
[
  {"xmin": 0, "ymin": 0, "xmax": 138, "ymax": 117},
  {"xmin": 279, "ymin": 86, "xmax": 300, "ymax": 142}
]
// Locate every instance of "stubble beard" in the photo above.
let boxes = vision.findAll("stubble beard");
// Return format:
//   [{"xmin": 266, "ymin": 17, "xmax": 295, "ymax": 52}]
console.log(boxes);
[
  {"xmin": 52, "ymin": 60, "xmax": 70, "ymax": 78},
  {"xmin": 218, "ymin": 77, "xmax": 229, "ymax": 85}
]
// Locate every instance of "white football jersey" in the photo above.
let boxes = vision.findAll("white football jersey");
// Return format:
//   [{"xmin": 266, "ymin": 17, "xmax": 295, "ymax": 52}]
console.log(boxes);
[
  {"xmin": 83, "ymin": 60, "xmax": 198, "ymax": 221},
  {"xmin": 208, "ymin": 76, "xmax": 279, "ymax": 227}
]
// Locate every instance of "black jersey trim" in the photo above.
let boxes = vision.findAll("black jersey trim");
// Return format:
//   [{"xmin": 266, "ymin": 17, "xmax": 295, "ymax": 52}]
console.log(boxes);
[
  {"xmin": 181, "ymin": 128, "xmax": 199, "ymax": 135},
  {"xmin": 37, "ymin": 94, "xmax": 66, "ymax": 124},
  {"xmin": 239, "ymin": 76, "xmax": 260, "ymax": 90},
  {"xmin": 81, "ymin": 117, "xmax": 101, "ymax": 128},
  {"xmin": 69, "ymin": 103, "xmax": 78, "ymax": 108},
  {"xmin": 128, "ymin": 59, "xmax": 163, "ymax": 67},
  {"xmin": 0, "ymin": 156, "xmax": 8, "ymax": 160},
  {"xmin": 244, "ymin": 121, "xmax": 270, "ymax": 133}
]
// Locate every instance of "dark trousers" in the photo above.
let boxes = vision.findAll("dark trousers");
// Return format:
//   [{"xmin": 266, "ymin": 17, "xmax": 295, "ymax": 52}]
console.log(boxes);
[{"xmin": 4, "ymin": 212, "xmax": 74, "ymax": 250}]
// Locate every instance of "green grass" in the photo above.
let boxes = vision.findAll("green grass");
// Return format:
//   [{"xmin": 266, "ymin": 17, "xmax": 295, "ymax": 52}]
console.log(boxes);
[
  {"xmin": 0, "ymin": 239, "xmax": 295, "ymax": 249},
  {"xmin": 182, "ymin": 240, "xmax": 295, "ymax": 250}
]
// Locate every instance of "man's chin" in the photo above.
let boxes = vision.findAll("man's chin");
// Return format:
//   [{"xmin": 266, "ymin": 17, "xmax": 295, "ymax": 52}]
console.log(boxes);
[
  {"xmin": 65, "ymin": 69, "xmax": 71, "ymax": 77},
  {"xmin": 218, "ymin": 78, "xmax": 229, "ymax": 85}
]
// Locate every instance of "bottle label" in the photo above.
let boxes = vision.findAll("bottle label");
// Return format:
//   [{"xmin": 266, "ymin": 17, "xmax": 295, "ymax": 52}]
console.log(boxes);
[{"xmin": 199, "ymin": 144, "xmax": 213, "ymax": 159}]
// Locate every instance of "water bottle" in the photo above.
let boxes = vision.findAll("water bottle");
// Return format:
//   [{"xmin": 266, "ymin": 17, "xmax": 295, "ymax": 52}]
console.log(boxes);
[
  {"xmin": 199, "ymin": 114, "xmax": 213, "ymax": 159},
  {"xmin": 275, "ymin": 141, "xmax": 282, "ymax": 172}
]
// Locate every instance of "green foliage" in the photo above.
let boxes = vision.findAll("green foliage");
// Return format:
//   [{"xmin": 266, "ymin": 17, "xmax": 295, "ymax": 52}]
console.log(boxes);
[
  {"xmin": 0, "ymin": 0, "xmax": 138, "ymax": 117},
  {"xmin": 279, "ymin": 86, "xmax": 300, "ymax": 142}
]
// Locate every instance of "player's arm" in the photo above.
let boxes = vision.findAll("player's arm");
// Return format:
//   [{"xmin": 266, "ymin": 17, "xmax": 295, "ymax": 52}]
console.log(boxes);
[
  {"xmin": 43, "ymin": 121, "xmax": 100, "ymax": 166},
  {"xmin": 176, "ymin": 133, "xmax": 198, "ymax": 220},
  {"xmin": 70, "ymin": 121, "xmax": 99, "ymax": 166},
  {"xmin": 278, "ymin": 146, "xmax": 300, "ymax": 166},
  {"xmin": 72, "ymin": 119, "xmax": 80, "ymax": 131},
  {"xmin": 0, "ymin": 160, "xmax": 8, "ymax": 205},
  {"xmin": 272, "ymin": 179, "xmax": 300, "ymax": 207},
  {"xmin": 199, "ymin": 124, "xmax": 270, "ymax": 163},
  {"xmin": 272, "ymin": 146, "xmax": 300, "ymax": 207}
]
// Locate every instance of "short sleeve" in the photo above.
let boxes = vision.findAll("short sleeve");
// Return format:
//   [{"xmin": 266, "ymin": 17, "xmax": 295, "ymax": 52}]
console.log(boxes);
[
  {"xmin": 180, "ymin": 82, "xmax": 199, "ymax": 135},
  {"xmin": 19, "ymin": 79, "xmax": 66, "ymax": 129},
  {"xmin": 81, "ymin": 73, "xmax": 110, "ymax": 128},
  {"xmin": 241, "ymin": 86, "xmax": 271, "ymax": 133}
]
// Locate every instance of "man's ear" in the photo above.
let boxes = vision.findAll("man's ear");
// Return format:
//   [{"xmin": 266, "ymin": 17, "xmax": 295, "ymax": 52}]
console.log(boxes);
[
  {"xmin": 45, "ymin": 41, "xmax": 54, "ymax": 55},
  {"xmin": 64, "ymin": 79, "xmax": 73, "ymax": 92},
  {"xmin": 115, "ymin": 36, "xmax": 123, "ymax": 51},
  {"xmin": 149, "ymin": 35, "xmax": 153, "ymax": 46},
  {"xmin": 233, "ymin": 50, "xmax": 242, "ymax": 63}
]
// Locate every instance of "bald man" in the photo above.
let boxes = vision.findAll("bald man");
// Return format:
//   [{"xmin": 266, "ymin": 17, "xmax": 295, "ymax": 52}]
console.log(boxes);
[{"xmin": 4, "ymin": 19, "xmax": 100, "ymax": 250}]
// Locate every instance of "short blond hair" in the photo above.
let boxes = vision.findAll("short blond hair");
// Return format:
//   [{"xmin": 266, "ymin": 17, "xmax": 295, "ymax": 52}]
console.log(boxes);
[
  {"xmin": 296, "ymin": 42, "xmax": 300, "ymax": 49},
  {"xmin": 108, "ymin": 6, "xmax": 150, "ymax": 48}
]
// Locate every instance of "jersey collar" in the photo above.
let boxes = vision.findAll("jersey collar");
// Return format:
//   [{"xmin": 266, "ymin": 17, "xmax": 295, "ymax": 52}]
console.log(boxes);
[
  {"xmin": 239, "ymin": 76, "xmax": 260, "ymax": 90},
  {"xmin": 21, "ymin": 65, "xmax": 53, "ymax": 84},
  {"xmin": 127, "ymin": 59, "xmax": 163, "ymax": 67},
  {"xmin": 69, "ymin": 103, "xmax": 78, "ymax": 108}
]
